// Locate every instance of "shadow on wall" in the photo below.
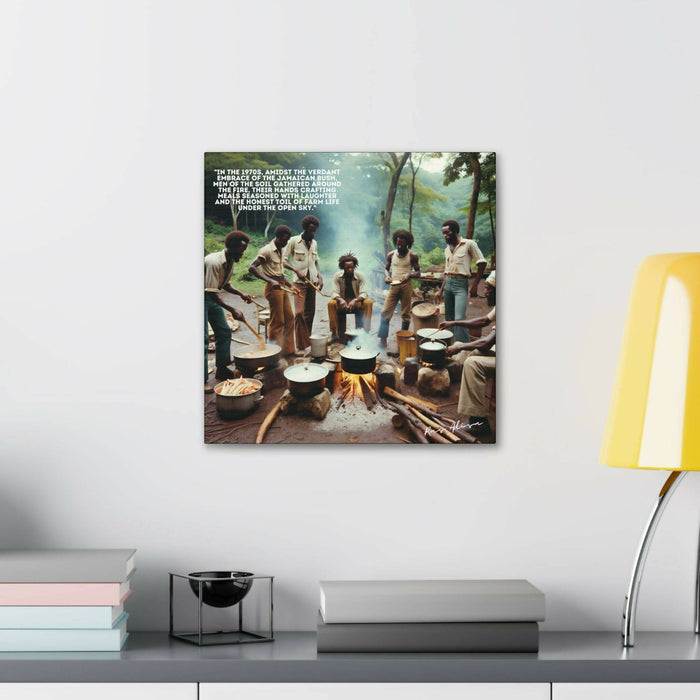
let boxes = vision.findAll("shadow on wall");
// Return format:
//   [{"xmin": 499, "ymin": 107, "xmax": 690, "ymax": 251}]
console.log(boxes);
[{"xmin": 0, "ymin": 492, "xmax": 46, "ymax": 548}]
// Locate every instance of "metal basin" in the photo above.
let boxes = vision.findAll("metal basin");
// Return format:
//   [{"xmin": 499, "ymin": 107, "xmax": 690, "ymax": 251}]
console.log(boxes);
[
  {"xmin": 232, "ymin": 344, "xmax": 281, "ymax": 372},
  {"xmin": 214, "ymin": 378, "xmax": 263, "ymax": 416}
]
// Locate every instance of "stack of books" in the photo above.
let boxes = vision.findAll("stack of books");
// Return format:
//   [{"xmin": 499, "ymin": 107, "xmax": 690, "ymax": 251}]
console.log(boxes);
[
  {"xmin": 0, "ymin": 549, "xmax": 135, "ymax": 651},
  {"xmin": 317, "ymin": 579, "xmax": 545, "ymax": 652}
]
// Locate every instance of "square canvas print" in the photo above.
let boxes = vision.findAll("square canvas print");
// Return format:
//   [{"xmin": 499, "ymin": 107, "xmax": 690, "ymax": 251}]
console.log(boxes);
[{"xmin": 204, "ymin": 152, "xmax": 496, "ymax": 444}]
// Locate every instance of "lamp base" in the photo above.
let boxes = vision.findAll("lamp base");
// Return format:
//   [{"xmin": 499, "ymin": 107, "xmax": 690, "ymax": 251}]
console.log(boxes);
[{"xmin": 622, "ymin": 471, "xmax": 685, "ymax": 647}]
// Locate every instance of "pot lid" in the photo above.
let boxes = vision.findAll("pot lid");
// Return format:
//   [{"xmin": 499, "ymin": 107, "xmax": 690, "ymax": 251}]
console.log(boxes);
[
  {"xmin": 412, "ymin": 302, "xmax": 438, "ymax": 317},
  {"xmin": 417, "ymin": 328, "xmax": 452, "ymax": 341},
  {"xmin": 339, "ymin": 344, "xmax": 379, "ymax": 360},
  {"xmin": 284, "ymin": 363, "xmax": 329, "ymax": 382},
  {"xmin": 420, "ymin": 340, "xmax": 447, "ymax": 351}
]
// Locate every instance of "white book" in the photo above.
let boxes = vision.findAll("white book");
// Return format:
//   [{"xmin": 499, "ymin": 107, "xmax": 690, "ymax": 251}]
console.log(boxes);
[
  {"xmin": 0, "ymin": 613, "xmax": 128, "ymax": 651},
  {"xmin": 319, "ymin": 579, "xmax": 546, "ymax": 623},
  {"xmin": 0, "ymin": 603, "xmax": 124, "ymax": 629},
  {"xmin": 0, "ymin": 549, "xmax": 136, "ymax": 583}
]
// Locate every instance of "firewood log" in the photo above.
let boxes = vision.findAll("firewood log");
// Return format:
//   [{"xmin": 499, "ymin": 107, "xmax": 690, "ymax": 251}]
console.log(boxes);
[{"xmin": 255, "ymin": 402, "xmax": 281, "ymax": 444}]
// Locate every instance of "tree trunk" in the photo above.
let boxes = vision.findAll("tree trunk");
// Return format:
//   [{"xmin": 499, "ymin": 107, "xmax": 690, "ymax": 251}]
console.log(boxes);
[
  {"xmin": 466, "ymin": 154, "xmax": 481, "ymax": 239},
  {"xmin": 229, "ymin": 202, "xmax": 239, "ymax": 230},
  {"xmin": 381, "ymin": 152, "xmax": 410, "ymax": 255}
]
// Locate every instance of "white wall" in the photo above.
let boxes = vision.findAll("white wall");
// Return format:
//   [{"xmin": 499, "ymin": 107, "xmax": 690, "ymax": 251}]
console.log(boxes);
[{"xmin": 1, "ymin": 0, "xmax": 699, "ymax": 632}]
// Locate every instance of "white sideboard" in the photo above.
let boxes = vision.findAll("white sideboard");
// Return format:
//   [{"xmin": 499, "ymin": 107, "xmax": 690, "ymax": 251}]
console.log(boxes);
[{"xmin": 200, "ymin": 683, "xmax": 549, "ymax": 700}]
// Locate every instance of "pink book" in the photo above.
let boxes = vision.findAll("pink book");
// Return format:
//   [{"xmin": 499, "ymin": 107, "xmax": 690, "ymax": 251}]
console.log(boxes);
[{"xmin": 0, "ymin": 581, "xmax": 131, "ymax": 606}]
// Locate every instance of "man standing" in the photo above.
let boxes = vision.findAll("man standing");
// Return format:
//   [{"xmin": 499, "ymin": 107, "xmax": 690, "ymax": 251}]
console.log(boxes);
[
  {"xmin": 285, "ymin": 214, "xmax": 323, "ymax": 350},
  {"xmin": 437, "ymin": 219, "xmax": 487, "ymax": 343},
  {"xmin": 249, "ymin": 225, "xmax": 305, "ymax": 357},
  {"xmin": 327, "ymin": 254, "xmax": 373, "ymax": 343},
  {"xmin": 377, "ymin": 229, "xmax": 421, "ymax": 348},
  {"xmin": 204, "ymin": 231, "xmax": 254, "ymax": 389}
]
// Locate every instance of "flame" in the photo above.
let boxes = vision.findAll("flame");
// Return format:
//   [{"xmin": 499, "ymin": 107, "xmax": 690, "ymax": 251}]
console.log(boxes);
[{"xmin": 336, "ymin": 370, "xmax": 378, "ymax": 407}]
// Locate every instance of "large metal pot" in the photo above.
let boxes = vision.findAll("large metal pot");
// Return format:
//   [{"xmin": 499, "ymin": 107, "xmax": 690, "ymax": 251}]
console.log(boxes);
[
  {"xmin": 339, "ymin": 344, "xmax": 379, "ymax": 375},
  {"xmin": 214, "ymin": 378, "xmax": 263, "ymax": 416},
  {"xmin": 232, "ymin": 343, "xmax": 281, "ymax": 372},
  {"xmin": 418, "ymin": 339, "xmax": 447, "ymax": 366},
  {"xmin": 416, "ymin": 328, "xmax": 454, "ymax": 346},
  {"xmin": 283, "ymin": 363, "xmax": 329, "ymax": 397}
]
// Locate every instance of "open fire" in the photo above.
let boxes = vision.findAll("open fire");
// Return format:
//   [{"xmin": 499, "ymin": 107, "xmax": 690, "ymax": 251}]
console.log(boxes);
[{"xmin": 334, "ymin": 370, "xmax": 379, "ymax": 410}]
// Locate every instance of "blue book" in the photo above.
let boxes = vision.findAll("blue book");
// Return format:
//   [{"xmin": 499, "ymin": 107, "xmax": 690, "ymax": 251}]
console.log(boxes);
[
  {"xmin": 0, "ymin": 613, "xmax": 128, "ymax": 651},
  {"xmin": 0, "ymin": 603, "xmax": 124, "ymax": 629}
]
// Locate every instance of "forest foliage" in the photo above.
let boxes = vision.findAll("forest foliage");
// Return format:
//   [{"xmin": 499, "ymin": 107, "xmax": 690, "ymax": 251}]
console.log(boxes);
[{"xmin": 204, "ymin": 152, "xmax": 495, "ymax": 288}]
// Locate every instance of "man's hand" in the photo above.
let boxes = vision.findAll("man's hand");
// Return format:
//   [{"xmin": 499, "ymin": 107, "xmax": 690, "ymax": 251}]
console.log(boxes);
[
  {"xmin": 241, "ymin": 294, "xmax": 253, "ymax": 304},
  {"xmin": 229, "ymin": 308, "xmax": 245, "ymax": 322},
  {"xmin": 317, "ymin": 276, "xmax": 323, "ymax": 290},
  {"xmin": 384, "ymin": 274, "xmax": 392, "ymax": 284},
  {"xmin": 439, "ymin": 321, "xmax": 454, "ymax": 330},
  {"xmin": 347, "ymin": 298, "xmax": 358, "ymax": 312},
  {"xmin": 445, "ymin": 343, "xmax": 461, "ymax": 357},
  {"xmin": 469, "ymin": 282, "xmax": 479, "ymax": 297}
]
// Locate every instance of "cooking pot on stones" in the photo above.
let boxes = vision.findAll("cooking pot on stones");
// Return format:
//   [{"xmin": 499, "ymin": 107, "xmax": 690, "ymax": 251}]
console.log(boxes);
[
  {"xmin": 283, "ymin": 362, "xmax": 329, "ymax": 397},
  {"xmin": 214, "ymin": 378, "xmax": 263, "ymax": 417},
  {"xmin": 416, "ymin": 328, "xmax": 454, "ymax": 346},
  {"xmin": 418, "ymin": 339, "xmax": 448, "ymax": 366},
  {"xmin": 232, "ymin": 343, "xmax": 281, "ymax": 372},
  {"xmin": 188, "ymin": 571, "xmax": 254, "ymax": 608},
  {"xmin": 339, "ymin": 344, "xmax": 379, "ymax": 375}
]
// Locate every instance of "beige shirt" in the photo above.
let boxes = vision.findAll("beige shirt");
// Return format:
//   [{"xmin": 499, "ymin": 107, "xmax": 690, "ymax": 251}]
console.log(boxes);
[
  {"xmin": 204, "ymin": 250, "xmax": 234, "ymax": 292},
  {"xmin": 331, "ymin": 270, "xmax": 369, "ymax": 300},
  {"xmin": 284, "ymin": 234, "xmax": 319, "ymax": 283},
  {"xmin": 444, "ymin": 238, "xmax": 487, "ymax": 276},
  {"xmin": 255, "ymin": 240, "xmax": 286, "ymax": 278}
]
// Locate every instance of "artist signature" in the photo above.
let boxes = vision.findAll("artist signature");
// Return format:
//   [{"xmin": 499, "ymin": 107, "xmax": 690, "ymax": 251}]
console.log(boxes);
[{"xmin": 425, "ymin": 420, "xmax": 469, "ymax": 437}]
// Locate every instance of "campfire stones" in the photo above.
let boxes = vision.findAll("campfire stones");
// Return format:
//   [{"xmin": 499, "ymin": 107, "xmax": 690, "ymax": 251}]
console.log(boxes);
[
  {"xmin": 402, "ymin": 357, "xmax": 420, "ymax": 385},
  {"xmin": 375, "ymin": 363, "xmax": 398, "ymax": 391},
  {"xmin": 279, "ymin": 388, "xmax": 331, "ymax": 420},
  {"xmin": 417, "ymin": 366, "xmax": 451, "ymax": 396},
  {"xmin": 445, "ymin": 359, "xmax": 462, "ymax": 385},
  {"xmin": 250, "ymin": 358, "xmax": 289, "ymax": 390}
]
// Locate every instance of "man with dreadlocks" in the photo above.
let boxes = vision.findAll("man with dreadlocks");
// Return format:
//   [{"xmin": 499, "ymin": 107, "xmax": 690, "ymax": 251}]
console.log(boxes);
[
  {"xmin": 327, "ymin": 253, "xmax": 373, "ymax": 343},
  {"xmin": 377, "ymin": 229, "xmax": 421, "ymax": 348}
]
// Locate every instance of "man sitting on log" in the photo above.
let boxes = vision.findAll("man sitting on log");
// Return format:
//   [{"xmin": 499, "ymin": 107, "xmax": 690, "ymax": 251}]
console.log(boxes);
[
  {"xmin": 441, "ymin": 270, "xmax": 496, "ymax": 436},
  {"xmin": 328, "ymin": 253, "xmax": 373, "ymax": 344}
]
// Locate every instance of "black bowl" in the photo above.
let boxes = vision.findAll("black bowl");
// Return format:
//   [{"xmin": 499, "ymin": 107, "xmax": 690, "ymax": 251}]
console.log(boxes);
[{"xmin": 188, "ymin": 571, "xmax": 254, "ymax": 608}]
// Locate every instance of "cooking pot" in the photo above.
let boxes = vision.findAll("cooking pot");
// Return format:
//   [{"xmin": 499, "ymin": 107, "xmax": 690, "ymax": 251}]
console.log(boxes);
[
  {"xmin": 339, "ymin": 344, "xmax": 379, "ymax": 375},
  {"xmin": 309, "ymin": 334, "xmax": 328, "ymax": 359},
  {"xmin": 418, "ymin": 339, "xmax": 447, "ymax": 366},
  {"xmin": 283, "ymin": 362, "xmax": 329, "ymax": 397},
  {"xmin": 188, "ymin": 571, "xmax": 254, "ymax": 608},
  {"xmin": 232, "ymin": 343, "xmax": 281, "ymax": 372},
  {"xmin": 214, "ymin": 378, "xmax": 263, "ymax": 416},
  {"xmin": 416, "ymin": 328, "xmax": 454, "ymax": 346}
]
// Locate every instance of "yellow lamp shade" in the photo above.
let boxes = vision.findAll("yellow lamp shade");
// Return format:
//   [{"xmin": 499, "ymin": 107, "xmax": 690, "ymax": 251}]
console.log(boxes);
[{"xmin": 601, "ymin": 253, "xmax": 700, "ymax": 470}]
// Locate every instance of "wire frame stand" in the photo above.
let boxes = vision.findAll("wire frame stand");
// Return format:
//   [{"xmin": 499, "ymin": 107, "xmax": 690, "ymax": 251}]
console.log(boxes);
[{"xmin": 169, "ymin": 572, "xmax": 274, "ymax": 646}]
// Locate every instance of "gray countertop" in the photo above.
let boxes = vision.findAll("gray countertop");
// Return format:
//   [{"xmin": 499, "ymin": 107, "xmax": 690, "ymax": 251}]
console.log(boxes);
[{"xmin": 1, "ymin": 632, "xmax": 700, "ymax": 683}]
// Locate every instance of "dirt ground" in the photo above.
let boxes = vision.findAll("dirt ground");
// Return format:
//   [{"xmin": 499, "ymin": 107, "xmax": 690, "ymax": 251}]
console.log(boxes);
[{"xmin": 204, "ymin": 281, "xmax": 495, "ymax": 445}]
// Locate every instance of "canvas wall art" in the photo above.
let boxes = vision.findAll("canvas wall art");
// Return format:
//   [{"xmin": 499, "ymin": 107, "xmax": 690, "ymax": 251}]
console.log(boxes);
[{"xmin": 204, "ymin": 152, "xmax": 496, "ymax": 445}]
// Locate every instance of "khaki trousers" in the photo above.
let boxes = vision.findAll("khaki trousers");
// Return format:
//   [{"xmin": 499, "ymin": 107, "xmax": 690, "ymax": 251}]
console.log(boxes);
[
  {"xmin": 291, "ymin": 281, "xmax": 315, "ymax": 349},
  {"xmin": 264, "ymin": 284, "xmax": 296, "ymax": 354},
  {"xmin": 458, "ymin": 353, "xmax": 496, "ymax": 417},
  {"xmin": 327, "ymin": 298, "xmax": 373, "ymax": 336}
]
